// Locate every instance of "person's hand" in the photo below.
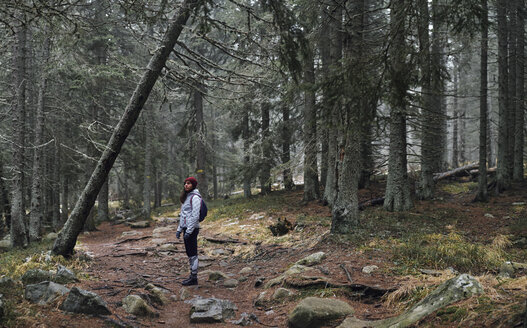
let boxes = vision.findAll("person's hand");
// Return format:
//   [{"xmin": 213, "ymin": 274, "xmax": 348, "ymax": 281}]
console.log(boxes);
[
  {"xmin": 176, "ymin": 231, "xmax": 181, "ymax": 239},
  {"xmin": 184, "ymin": 232, "xmax": 191, "ymax": 240}
]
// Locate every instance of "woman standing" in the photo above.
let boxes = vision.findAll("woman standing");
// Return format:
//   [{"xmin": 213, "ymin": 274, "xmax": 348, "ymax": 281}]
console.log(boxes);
[{"xmin": 176, "ymin": 177, "xmax": 201, "ymax": 286}]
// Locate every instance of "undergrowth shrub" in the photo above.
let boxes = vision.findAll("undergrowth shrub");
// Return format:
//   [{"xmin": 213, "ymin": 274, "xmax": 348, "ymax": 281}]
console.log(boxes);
[{"xmin": 393, "ymin": 232, "xmax": 507, "ymax": 273}]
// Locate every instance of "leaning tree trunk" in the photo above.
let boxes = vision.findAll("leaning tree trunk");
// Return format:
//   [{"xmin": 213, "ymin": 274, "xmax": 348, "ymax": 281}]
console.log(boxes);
[
  {"xmin": 302, "ymin": 47, "xmax": 320, "ymax": 202},
  {"xmin": 384, "ymin": 0, "xmax": 413, "ymax": 212},
  {"xmin": 514, "ymin": 0, "xmax": 525, "ymax": 181},
  {"xmin": 11, "ymin": 17, "xmax": 28, "ymax": 248},
  {"xmin": 52, "ymin": 0, "xmax": 202, "ymax": 256},
  {"xmin": 475, "ymin": 0, "xmax": 489, "ymax": 202}
]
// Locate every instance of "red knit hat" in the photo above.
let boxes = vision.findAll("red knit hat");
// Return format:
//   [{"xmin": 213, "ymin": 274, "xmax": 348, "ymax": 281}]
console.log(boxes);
[{"xmin": 184, "ymin": 177, "xmax": 198, "ymax": 189}]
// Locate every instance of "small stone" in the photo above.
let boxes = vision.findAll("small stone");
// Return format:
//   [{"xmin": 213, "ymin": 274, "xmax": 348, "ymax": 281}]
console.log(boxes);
[
  {"xmin": 208, "ymin": 271, "xmax": 229, "ymax": 281},
  {"xmin": 362, "ymin": 265, "xmax": 378, "ymax": 274},
  {"xmin": 145, "ymin": 284, "xmax": 168, "ymax": 305},
  {"xmin": 0, "ymin": 240, "xmax": 11, "ymax": 250},
  {"xmin": 54, "ymin": 265, "xmax": 77, "ymax": 284},
  {"xmin": 238, "ymin": 276, "xmax": 248, "ymax": 282},
  {"xmin": 239, "ymin": 267, "xmax": 252, "ymax": 275},
  {"xmin": 121, "ymin": 231, "xmax": 141, "ymax": 237},
  {"xmin": 159, "ymin": 244, "xmax": 177, "ymax": 251},
  {"xmin": 484, "ymin": 213, "xmax": 495, "ymax": 218},
  {"xmin": 499, "ymin": 261, "xmax": 515, "ymax": 278},
  {"xmin": 254, "ymin": 277, "xmax": 265, "ymax": 287},
  {"xmin": 224, "ymin": 279, "xmax": 239, "ymax": 288},
  {"xmin": 295, "ymin": 252, "xmax": 326, "ymax": 266},
  {"xmin": 254, "ymin": 292, "xmax": 267, "ymax": 307},
  {"xmin": 153, "ymin": 227, "xmax": 173, "ymax": 235},
  {"xmin": 272, "ymin": 288, "xmax": 293, "ymax": 300},
  {"xmin": 180, "ymin": 287, "xmax": 191, "ymax": 301},
  {"xmin": 212, "ymin": 249, "xmax": 231, "ymax": 256},
  {"xmin": 44, "ymin": 232, "xmax": 58, "ymax": 241},
  {"xmin": 129, "ymin": 221, "xmax": 151, "ymax": 228}
]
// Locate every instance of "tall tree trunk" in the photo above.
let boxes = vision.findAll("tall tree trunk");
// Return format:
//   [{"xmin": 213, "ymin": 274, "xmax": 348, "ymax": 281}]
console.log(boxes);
[
  {"xmin": 143, "ymin": 111, "xmax": 152, "ymax": 218},
  {"xmin": 260, "ymin": 102, "xmax": 272, "ymax": 194},
  {"xmin": 11, "ymin": 17, "xmax": 28, "ymax": 247},
  {"xmin": 508, "ymin": 0, "xmax": 518, "ymax": 179},
  {"xmin": 281, "ymin": 103, "xmax": 294, "ymax": 190},
  {"xmin": 323, "ymin": 2, "xmax": 343, "ymax": 207},
  {"xmin": 194, "ymin": 81, "xmax": 208, "ymax": 199},
  {"xmin": 417, "ymin": 0, "xmax": 434, "ymax": 200},
  {"xmin": 319, "ymin": 3, "xmax": 331, "ymax": 190},
  {"xmin": 331, "ymin": 0, "xmax": 364, "ymax": 233},
  {"xmin": 475, "ymin": 0, "xmax": 489, "ymax": 202},
  {"xmin": 242, "ymin": 105, "xmax": 251, "ymax": 198},
  {"xmin": 52, "ymin": 0, "xmax": 201, "ymax": 256},
  {"xmin": 211, "ymin": 107, "xmax": 218, "ymax": 199},
  {"xmin": 497, "ymin": 0, "xmax": 511, "ymax": 192},
  {"xmin": 452, "ymin": 65, "xmax": 459, "ymax": 167},
  {"xmin": 52, "ymin": 138, "xmax": 61, "ymax": 229},
  {"xmin": 514, "ymin": 0, "xmax": 525, "ymax": 181},
  {"xmin": 384, "ymin": 0, "xmax": 413, "ymax": 212},
  {"xmin": 29, "ymin": 35, "xmax": 51, "ymax": 242},
  {"xmin": 303, "ymin": 47, "xmax": 320, "ymax": 202}
]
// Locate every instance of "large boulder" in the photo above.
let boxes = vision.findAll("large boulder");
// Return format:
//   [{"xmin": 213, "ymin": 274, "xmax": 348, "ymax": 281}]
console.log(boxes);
[
  {"xmin": 337, "ymin": 274, "xmax": 484, "ymax": 328},
  {"xmin": 24, "ymin": 281, "xmax": 70, "ymax": 305},
  {"xmin": 188, "ymin": 297, "xmax": 237, "ymax": 323},
  {"xmin": 122, "ymin": 295, "xmax": 157, "ymax": 317},
  {"xmin": 288, "ymin": 297, "xmax": 354, "ymax": 328},
  {"xmin": 60, "ymin": 287, "xmax": 111, "ymax": 315}
]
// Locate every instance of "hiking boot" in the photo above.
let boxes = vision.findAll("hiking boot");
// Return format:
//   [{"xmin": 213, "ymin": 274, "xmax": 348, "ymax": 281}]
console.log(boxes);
[{"xmin": 181, "ymin": 275, "xmax": 198, "ymax": 286}]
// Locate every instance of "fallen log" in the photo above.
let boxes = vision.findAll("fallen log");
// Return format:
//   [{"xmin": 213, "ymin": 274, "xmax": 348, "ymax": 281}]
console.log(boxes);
[
  {"xmin": 358, "ymin": 198, "xmax": 384, "ymax": 211},
  {"xmin": 203, "ymin": 236, "xmax": 247, "ymax": 245},
  {"xmin": 433, "ymin": 163, "xmax": 479, "ymax": 181}
]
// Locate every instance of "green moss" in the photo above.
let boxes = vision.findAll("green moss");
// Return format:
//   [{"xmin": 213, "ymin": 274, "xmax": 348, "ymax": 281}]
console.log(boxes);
[{"xmin": 440, "ymin": 181, "xmax": 477, "ymax": 194}]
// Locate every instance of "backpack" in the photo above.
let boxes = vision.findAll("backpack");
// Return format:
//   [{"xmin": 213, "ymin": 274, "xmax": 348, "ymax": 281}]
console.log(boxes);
[{"xmin": 190, "ymin": 195, "xmax": 208, "ymax": 222}]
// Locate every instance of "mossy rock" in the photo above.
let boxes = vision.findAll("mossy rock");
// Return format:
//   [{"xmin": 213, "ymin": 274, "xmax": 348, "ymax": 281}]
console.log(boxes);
[{"xmin": 288, "ymin": 297, "xmax": 353, "ymax": 328}]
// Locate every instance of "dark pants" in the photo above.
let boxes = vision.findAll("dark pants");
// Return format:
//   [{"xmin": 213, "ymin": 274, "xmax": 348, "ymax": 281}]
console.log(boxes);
[{"xmin": 182, "ymin": 228, "xmax": 199, "ymax": 257}]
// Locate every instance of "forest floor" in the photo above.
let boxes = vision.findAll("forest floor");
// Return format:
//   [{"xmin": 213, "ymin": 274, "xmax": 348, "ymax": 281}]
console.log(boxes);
[{"xmin": 2, "ymin": 177, "xmax": 527, "ymax": 327}]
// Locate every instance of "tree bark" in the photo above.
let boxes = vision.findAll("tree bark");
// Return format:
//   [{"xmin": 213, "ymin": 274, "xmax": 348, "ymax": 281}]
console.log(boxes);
[
  {"xmin": 11, "ymin": 16, "xmax": 28, "ymax": 248},
  {"xmin": 384, "ymin": 0, "xmax": 413, "ymax": 212},
  {"xmin": 497, "ymin": 0, "xmax": 511, "ymax": 192},
  {"xmin": 281, "ymin": 103, "xmax": 294, "ymax": 190},
  {"xmin": 514, "ymin": 0, "xmax": 525, "ymax": 181},
  {"xmin": 194, "ymin": 80, "xmax": 208, "ymax": 199},
  {"xmin": 302, "ymin": 47, "xmax": 320, "ymax": 202},
  {"xmin": 242, "ymin": 104, "xmax": 251, "ymax": 198},
  {"xmin": 475, "ymin": 0, "xmax": 489, "ymax": 202},
  {"xmin": 143, "ymin": 110, "xmax": 152, "ymax": 219},
  {"xmin": 260, "ymin": 102, "xmax": 272, "ymax": 194},
  {"xmin": 508, "ymin": 0, "xmax": 518, "ymax": 179},
  {"xmin": 52, "ymin": 0, "xmax": 202, "ymax": 256},
  {"xmin": 52, "ymin": 138, "xmax": 61, "ymax": 229},
  {"xmin": 29, "ymin": 35, "xmax": 50, "ymax": 242},
  {"xmin": 323, "ymin": 2, "xmax": 343, "ymax": 207}
]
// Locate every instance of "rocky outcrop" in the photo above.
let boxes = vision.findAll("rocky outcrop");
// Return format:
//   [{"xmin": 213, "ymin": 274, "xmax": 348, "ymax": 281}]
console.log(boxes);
[
  {"xmin": 187, "ymin": 297, "xmax": 237, "ymax": 323},
  {"xmin": 338, "ymin": 274, "xmax": 484, "ymax": 328},
  {"xmin": 60, "ymin": 287, "xmax": 111, "ymax": 315},
  {"xmin": 24, "ymin": 281, "xmax": 70, "ymax": 305},
  {"xmin": 288, "ymin": 297, "xmax": 354, "ymax": 328}
]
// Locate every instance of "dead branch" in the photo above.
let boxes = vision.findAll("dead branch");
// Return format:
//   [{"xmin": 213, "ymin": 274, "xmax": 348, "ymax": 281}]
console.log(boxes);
[
  {"xmin": 203, "ymin": 236, "xmax": 247, "ymax": 244},
  {"xmin": 340, "ymin": 264, "xmax": 353, "ymax": 284}
]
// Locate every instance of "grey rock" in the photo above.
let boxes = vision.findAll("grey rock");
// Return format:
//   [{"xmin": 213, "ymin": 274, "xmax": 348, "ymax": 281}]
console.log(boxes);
[
  {"xmin": 54, "ymin": 265, "xmax": 77, "ymax": 284},
  {"xmin": 21, "ymin": 269, "xmax": 53, "ymax": 285},
  {"xmin": 145, "ymin": 284, "xmax": 167, "ymax": 305},
  {"xmin": 199, "ymin": 261, "xmax": 212, "ymax": 268},
  {"xmin": 239, "ymin": 276, "xmax": 248, "ymax": 282},
  {"xmin": 362, "ymin": 265, "xmax": 378, "ymax": 274},
  {"xmin": 122, "ymin": 295, "xmax": 157, "ymax": 317},
  {"xmin": 254, "ymin": 277, "xmax": 265, "ymax": 287},
  {"xmin": 288, "ymin": 297, "xmax": 353, "ymax": 328},
  {"xmin": 152, "ymin": 227, "xmax": 173, "ymax": 235},
  {"xmin": 296, "ymin": 252, "xmax": 326, "ymax": 266},
  {"xmin": 24, "ymin": 281, "xmax": 70, "ymax": 305},
  {"xmin": 179, "ymin": 287, "xmax": 191, "ymax": 301},
  {"xmin": 129, "ymin": 221, "xmax": 150, "ymax": 228},
  {"xmin": 230, "ymin": 312, "xmax": 253, "ymax": 326},
  {"xmin": 484, "ymin": 213, "xmax": 495, "ymax": 218},
  {"xmin": 239, "ymin": 267, "xmax": 252, "ymax": 275},
  {"xmin": 224, "ymin": 279, "xmax": 239, "ymax": 288},
  {"xmin": 207, "ymin": 271, "xmax": 229, "ymax": 281},
  {"xmin": 499, "ymin": 261, "xmax": 515, "ymax": 278},
  {"xmin": 189, "ymin": 297, "xmax": 237, "ymax": 323},
  {"xmin": 0, "ymin": 277, "xmax": 15, "ymax": 289},
  {"xmin": 0, "ymin": 240, "xmax": 10, "ymax": 250},
  {"xmin": 60, "ymin": 287, "xmax": 111, "ymax": 315},
  {"xmin": 254, "ymin": 292, "xmax": 267, "ymax": 307},
  {"xmin": 211, "ymin": 248, "xmax": 231, "ymax": 256},
  {"xmin": 272, "ymin": 288, "xmax": 293, "ymax": 300},
  {"xmin": 44, "ymin": 232, "xmax": 58, "ymax": 241},
  {"xmin": 159, "ymin": 243, "xmax": 177, "ymax": 251}
]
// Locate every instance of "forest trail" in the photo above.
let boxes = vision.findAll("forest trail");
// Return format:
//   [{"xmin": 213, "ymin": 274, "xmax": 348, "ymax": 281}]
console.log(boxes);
[{"xmin": 12, "ymin": 184, "xmax": 527, "ymax": 327}]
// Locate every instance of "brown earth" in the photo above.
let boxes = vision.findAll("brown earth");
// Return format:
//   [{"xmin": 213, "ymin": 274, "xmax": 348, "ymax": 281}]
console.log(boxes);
[{"xmin": 10, "ymin": 180, "xmax": 527, "ymax": 328}]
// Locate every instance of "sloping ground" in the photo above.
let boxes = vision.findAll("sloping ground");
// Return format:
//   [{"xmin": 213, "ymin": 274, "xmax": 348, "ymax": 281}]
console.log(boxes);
[{"xmin": 3, "ymin": 180, "xmax": 527, "ymax": 327}]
